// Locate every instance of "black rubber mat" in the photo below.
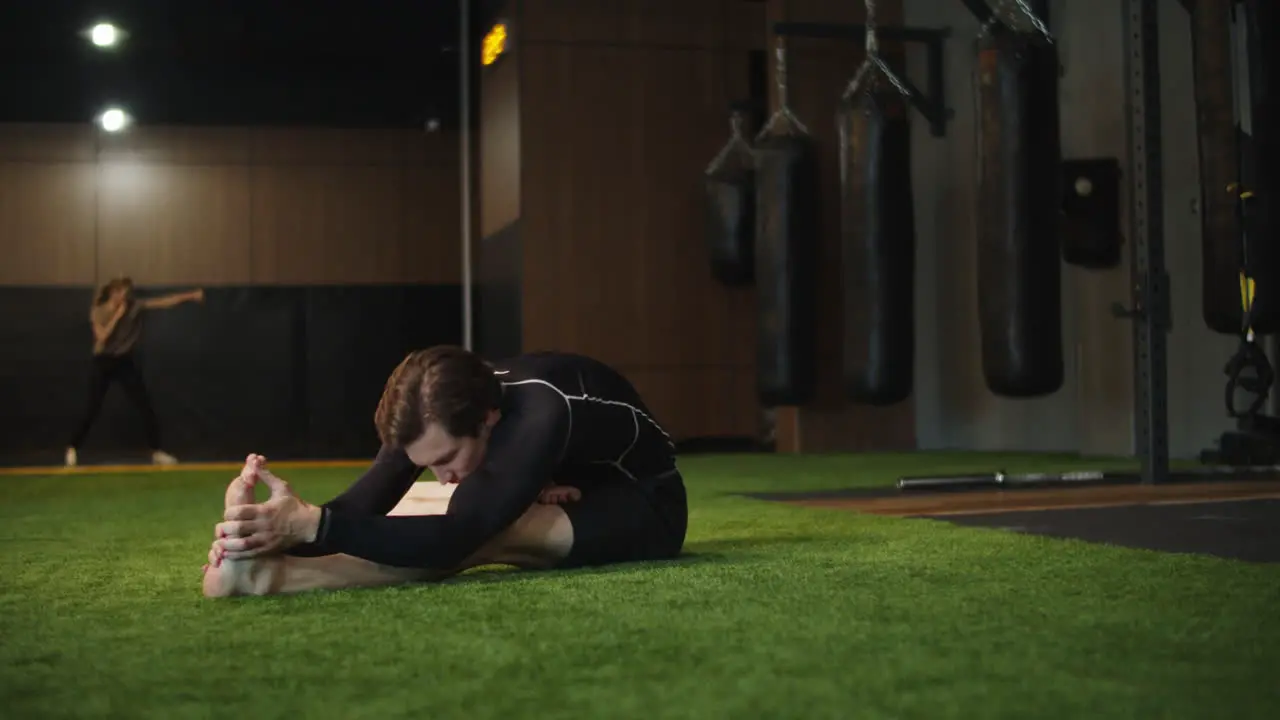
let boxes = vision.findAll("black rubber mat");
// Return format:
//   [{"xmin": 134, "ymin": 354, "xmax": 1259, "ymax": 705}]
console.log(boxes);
[{"xmin": 919, "ymin": 498, "xmax": 1280, "ymax": 564}]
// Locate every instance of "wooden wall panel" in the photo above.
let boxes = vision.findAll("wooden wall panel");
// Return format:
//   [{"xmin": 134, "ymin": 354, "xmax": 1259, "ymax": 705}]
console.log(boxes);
[
  {"xmin": 521, "ymin": 0, "xmax": 738, "ymax": 47},
  {"xmin": 519, "ymin": 43, "xmax": 639, "ymax": 360},
  {"xmin": 403, "ymin": 158, "xmax": 463, "ymax": 286},
  {"xmin": 480, "ymin": 55, "xmax": 521, "ymax": 236},
  {"xmin": 250, "ymin": 166, "xmax": 399, "ymax": 284},
  {"xmin": 97, "ymin": 164, "xmax": 253, "ymax": 285},
  {"xmin": 521, "ymin": 44, "xmax": 755, "ymax": 367},
  {"xmin": 626, "ymin": 367, "xmax": 760, "ymax": 439},
  {"xmin": 517, "ymin": 0, "xmax": 763, "ymax": 439},
  {"xmin": 0, "ymin": 124, "xmax": 95, "ymax": 163},
  {"xmin": 729, "ymin": 1, "xmax": 768, "ymax": 51},
  {"xmin": 250, "ymin": 128, "xmax": 429, "ymax": 166},
  {"xmin": 0, "ymin": 125, "xmax": 97, "ymax": 285},
  {"xmin": 0, "ymin": 163, "xmax": 96, "ymax": 285},
  {"xmin": 97, "ymin": 127, "xmax": 252, "ymax": 165},
  {"xmin": 478, "ymin": 31, "xmax": 524, "ymax": 357},
  {"xmin": 0, "ymin": 124, "xmax": 460, "ymax": 287}
]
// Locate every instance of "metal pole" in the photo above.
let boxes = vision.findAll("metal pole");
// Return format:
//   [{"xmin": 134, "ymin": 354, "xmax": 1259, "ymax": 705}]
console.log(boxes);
[
  {"xmin": 1124, "ymin": 0, "xmax": 1171, "ymax": 484},
  {"xmin": 459, "ymin": 0, "xmax": 474, "ymax": 351}
]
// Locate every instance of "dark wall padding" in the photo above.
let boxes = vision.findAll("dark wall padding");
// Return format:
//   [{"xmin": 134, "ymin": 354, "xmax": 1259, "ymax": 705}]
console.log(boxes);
[
  {"xmin": 0, "ymin": 285, "xmax": 462, "ymax": 465},
  {"xmin": 133, "ymin": 287, "xmax": 308, "ymax": 461}
]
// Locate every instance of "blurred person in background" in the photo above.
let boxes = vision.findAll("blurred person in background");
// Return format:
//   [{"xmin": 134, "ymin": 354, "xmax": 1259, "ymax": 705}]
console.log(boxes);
[{"xmin": 65, "ymin": 276, "xmax": 204, "ymax": 467}]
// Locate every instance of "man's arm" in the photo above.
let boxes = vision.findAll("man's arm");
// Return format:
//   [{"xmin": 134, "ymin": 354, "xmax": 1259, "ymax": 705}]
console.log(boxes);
[
  {"xmin": 286, "ymin": 445, "xmax": 425, "ymax": 557},
  {"xmin": 140, "ymin": 289, "xmax": 203, "ymax": 310},
  {"xmin": 301, "ymin": 395, "xmax": 570, "ymax": 569}
]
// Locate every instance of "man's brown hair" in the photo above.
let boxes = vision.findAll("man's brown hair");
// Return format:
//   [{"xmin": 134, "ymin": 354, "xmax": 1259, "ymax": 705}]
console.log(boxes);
[{"xmin": 373, "ymin": 346, "xmax": 503, "ymax": 447}]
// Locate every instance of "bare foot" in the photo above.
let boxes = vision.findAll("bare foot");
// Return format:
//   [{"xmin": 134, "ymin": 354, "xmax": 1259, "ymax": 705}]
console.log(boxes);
[
  {"xmin": 203, "ymin": 455, "xmax": 278, "ymax": 598},
  {"xmin": 202, "ymin": 553, "xmax": 283, "ymax": 597}
]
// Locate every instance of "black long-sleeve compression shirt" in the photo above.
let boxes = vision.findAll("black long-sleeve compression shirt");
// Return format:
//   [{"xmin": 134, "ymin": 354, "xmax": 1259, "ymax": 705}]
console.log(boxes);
[{"xmin": 288, "ymin": 352, "xmax": 676, "ymax": 569}]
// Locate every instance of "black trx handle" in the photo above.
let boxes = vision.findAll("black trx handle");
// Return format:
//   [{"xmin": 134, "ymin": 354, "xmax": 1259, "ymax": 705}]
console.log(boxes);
[
  {"xmin": 1223, "ymin": 183, "xmax": 1273, "ymax": 418},
  {"xmin": 1224, "ymin": 339, "xmax": 1272, "ymax": 418}
]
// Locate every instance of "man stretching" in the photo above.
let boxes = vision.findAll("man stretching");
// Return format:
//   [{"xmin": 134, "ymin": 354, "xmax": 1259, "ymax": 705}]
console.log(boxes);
[{"xmin": 202, "ymin": 347, "xmax": 688, "ymax": 597}]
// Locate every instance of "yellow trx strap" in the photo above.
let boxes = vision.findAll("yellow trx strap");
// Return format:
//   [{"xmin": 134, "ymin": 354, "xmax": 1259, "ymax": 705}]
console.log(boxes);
[{"xmin": 1229, "ymin": 184, "xmax": 1257, "ymax": 340}]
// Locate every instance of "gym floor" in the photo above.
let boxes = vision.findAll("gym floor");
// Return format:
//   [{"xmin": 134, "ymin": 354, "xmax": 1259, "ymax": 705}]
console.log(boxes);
[
  {"xmin": 748, "ymin": 479, "xmax": 1280, "ymax": 564},
  {"xmin": 2, "ymin": 452, "xmax": 1277, "ymax": 719}
]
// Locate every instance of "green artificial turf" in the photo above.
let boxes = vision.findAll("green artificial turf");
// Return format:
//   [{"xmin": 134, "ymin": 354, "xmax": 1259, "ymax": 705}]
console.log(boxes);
[{"xmin": 2, "ymin": 451, "xmax": 1278, "ymax": 719}]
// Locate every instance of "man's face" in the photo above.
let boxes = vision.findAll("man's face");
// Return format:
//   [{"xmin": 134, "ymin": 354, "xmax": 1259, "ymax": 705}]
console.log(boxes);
[{"xmin": 404, "ymin": 411, "xmax": 500, "ymax": 484}]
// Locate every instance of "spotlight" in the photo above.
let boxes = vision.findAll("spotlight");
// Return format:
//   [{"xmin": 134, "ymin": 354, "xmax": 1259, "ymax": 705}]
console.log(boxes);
[
  {"xmin": 89, "ymin": 23, "xmax": 121, "ymax": 48},
  {"xmin": 98, "ymin": 108, "xmax": 130, "ymax": 133}
]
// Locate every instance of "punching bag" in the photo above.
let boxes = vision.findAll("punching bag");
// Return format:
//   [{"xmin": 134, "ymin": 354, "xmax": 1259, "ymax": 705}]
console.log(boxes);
[
  {"xmin": 704, "ymin": 112, "xmax": 757, "ymax": 286},
  {"xmin": 1192, "ymin": 0, "xmax": 1252, "ymax": 335},
  {"xmin": 975, "ymin": 25, "xmax": 1064, "ymax": 397},
  {"xmin": 1221, "ymin": 0, "xmax": 1280, "ymax": 336},
  {"xmin": 839, "ymin": 88, "xmax": 916, "ymax": 406},
  {"xmin": 1247, "ymin": 0, "xmax": 1280, "ymax": 334},
  {"xmin": 754, "ymin": 128, "xmax": 819, "ymax": 406}
]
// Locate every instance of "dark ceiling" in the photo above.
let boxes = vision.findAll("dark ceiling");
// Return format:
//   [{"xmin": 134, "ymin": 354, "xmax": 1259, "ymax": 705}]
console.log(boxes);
[{"xmin": 0, "ymin": 1, "xmax": 491, "ymax": 129}]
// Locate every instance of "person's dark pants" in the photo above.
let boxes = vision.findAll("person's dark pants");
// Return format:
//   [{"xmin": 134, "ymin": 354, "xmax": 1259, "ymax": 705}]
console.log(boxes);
[{"xmin": 69, "ymin": 353, "xmax": 162, "ymax": 450}]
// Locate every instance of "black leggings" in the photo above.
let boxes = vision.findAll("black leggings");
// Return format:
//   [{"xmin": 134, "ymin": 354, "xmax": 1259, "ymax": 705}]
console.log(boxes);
[{"xmin": 69, "ymin": 354, "xmax": 161, "ymax": 450}]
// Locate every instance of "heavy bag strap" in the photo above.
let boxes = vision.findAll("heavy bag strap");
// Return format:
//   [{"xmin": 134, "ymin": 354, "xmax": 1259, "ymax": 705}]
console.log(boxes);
[
  {"xmin": 705, "ymin": 111, "xmax": 755, "ymax": 175},
  {"xmin": 756, "ymin": 41, "xmax": 810, "ymax": 140},
  {"xmin": 1008, "ymin": 0, "xmax": 1052, "ymax": 41},
  {"xmin": 1223, "ymin": 184, "xmax": 1274, "ymax": 418}
]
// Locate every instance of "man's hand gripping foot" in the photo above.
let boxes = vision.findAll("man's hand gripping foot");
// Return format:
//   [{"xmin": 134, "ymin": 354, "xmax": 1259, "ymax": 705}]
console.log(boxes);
[{"xmin": 202, "ymin": 454, "xmax": 283, "ymax": 597}]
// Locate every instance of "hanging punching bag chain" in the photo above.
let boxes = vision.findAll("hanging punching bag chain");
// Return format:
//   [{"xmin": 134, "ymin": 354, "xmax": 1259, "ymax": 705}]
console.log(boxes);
[
  {"xmin": 842, "ymin": 0, "xmax": 912, "ymax": 102},
  {"xmin": 705, "ymin": 111, "xmax": 753, "ymax": 175},
  {"xmin": 1008, "ymin": 0, "xmax": 1053, "ymax": 43},
  {"xmin": 757, "ymin": 42, "xmax": 811, "ymax": 140},
  {"xmin": 986, "ymin": 0, "xmax": 1053, "ymax": 43},
  {"xmin": 963, "ymin": 1, "xmax": 1052, "ymax": 43},
  {"xmin": 865, "ymin": 0, "xmax": 880, "ymax": 58}
]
